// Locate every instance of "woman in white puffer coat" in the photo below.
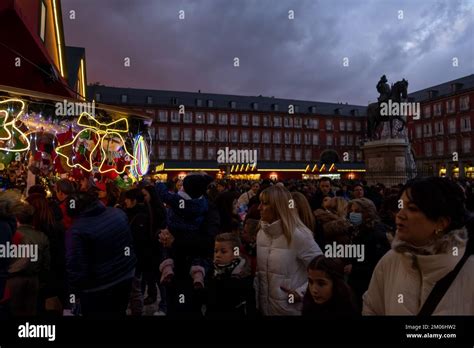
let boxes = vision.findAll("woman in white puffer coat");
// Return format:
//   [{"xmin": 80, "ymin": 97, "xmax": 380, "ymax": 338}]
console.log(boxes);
[
  {"xmin": 255, "ymin": 185, "xmax": 322, "ymax": 315},
  {"xmin": 363, "ymin": 177, "xmax": 474, "ymax": 315}
]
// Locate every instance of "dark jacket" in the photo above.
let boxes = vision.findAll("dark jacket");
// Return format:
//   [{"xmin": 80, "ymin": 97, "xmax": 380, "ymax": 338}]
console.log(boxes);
[
  {"xmin": 206, "ymin": 257, "xmax": 256, "ymax": 317},
  {"xmin": 302, "ymin": 292, "xmax": 359, "ymax": 318},
  {"xmin": 310, "ymin": 190, "xmax": 335, "ymax": 211},
  {"xmin": 65, "ymin": 201, "xmax": 137, "ymax": 293},
  {"xmin": 0, "ymin": 216, "xmax": 16, "ymax": 301},
  {"xmin": 125, "ymin": 203, "xmax": 153, "ymax": 273}
]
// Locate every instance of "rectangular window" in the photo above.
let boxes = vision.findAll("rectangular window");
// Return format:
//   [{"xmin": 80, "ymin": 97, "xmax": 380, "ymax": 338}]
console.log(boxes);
[
  {"xmin": 435, "ymin": 122, "xmax": 444, "ymax": 135},
  {"xmin": 241, "ymin": 131, "xmax": 249, "ymax": 142},
  {"xmin": 195, "ymin": 129, "xmax": 204, "ymax": 141},
  {"xmin": 424, "ymin": 123, "xmax": 432, "ymax": 137},
  {"xmin": 274, "ymin": 148, "xmax": 281, "ymax": 159},
  {"xmin": 195, "ymin": 112, "xmax": 204, "ymax": 124},
  {"xmin": 230, "ymin": 101, "xmax": 237, "ymax": 109},
  {"xmin": 95, "ymin": 93, "xmax": 101, "ymax": 102},
  {"xmin": 434, "ymin": 103, "xmax": 442, "ymax": 116},
  {"xmin": 313, "ymin": 133, "xmax": 319, "ymax": 145},
  {"xmin": 231, "ymin": 130, "xmax": 239, "ymax": 143},
  {"xmin": 340, "ymin": 120, "xmax": 345, "ymax": 131},
  {"xmin": 463, "ymin": 138, "xmax": 471, "ymax": 153},
  {"xmin": 273, "ymin": 132, "xmax": 281, "ymax": 144},
  {"xmin": 273, "ymin": 116, "xmax": 281, "ymax": 127},
  {"xmin": 326, "ymin": 134, "xmax": 333, "ymax": 145},
  {"xmin": 196, "ymin": 99, "xmax": 202, "ymax": 107},
  {"xmin": 461, "ymin": 117, "xmax": 471, "ymax": 131},
  {"xmin": 326, "ymin": 120, "xmax": 333, "ymax": 130},
  {"xmin": 252, "ymin": 102, "xmax": 258, "ymax": 110},
  {"xmin": 263, "ymin": 115, "xmax": 270, "ymax": 127},
  {"xmin": 219, "ymin": 113, "xmax": 228, "ymax": 125},
  {"xmin": 305, "ymin": 149, "xmax": 312, "ymax": 161},
  {"xmin": 449, "ymin": 119, "xmax": 456, "ymax": 134},
  {"xmin": 340, "ymin": 135, "xmax": 346, "ymax": 146},
  {"xmin": 183, "ymin": 112, "xmax": 192, "ymax": 123},
  {"xmin": 196, "ymin": 147, "xmax": 203, "ymax": 160},
  {"xmin": 347, "ymin": 135, "xmax": 353, "ymax": 145},
  {"xmin": 284, "ymin": 133, "xmax": 292, "ymax": 144},
  {"xmin": 206, "ymin": 129, "xmax": 215, "ymax": 142},
  {"xmin": 207, "ymin": 100, "xmax": 214, "ymax": 107},
  {"xmin": 262, "ymin": 131, "xmax": 270, "ymax": 143},
  {"xmin": 436, "ymin": 141, "xmax": 444, "ymax": 156},
  {"xmin": 183, "ymin": 128, "xmax": 192, "ymax": 141},
  {"xmin": 242, "ymin": 114, "xmax": 249, "ymax": 126},
  {"xmin": 284, "ymin": 117, "xmax": 292, "ymax": 127},
  {"xmin": 294, "ymin": 133, "xmax": 301, "ymax": 145},
  {"xmin": 424, "ymin": 106, "xmax": 431, "ymax": 118},
  {"xmin": 252, "ymin": 131, "xmax": 260, "ymax": 143},
  {"xmin": 252, "ymin": 115, "xmax": 260, "ymax": 126},
  {"xmin": 416, "ymin": 125, "xmax": 422, "ymax": 138},
  {"xmin": 207, "ymin": 113, "xmax": 215, "ymax": 124},
  {"xmin": 355, "ymin": 122, "xmax": 361, "ymax": 132},
  {"xmin": 121, "ymin": 94, "xmax": 127, "ymax": 103},
  {"xmin": 171, "ymin": 111, "xmax": 180, "ymax": 123},
  {"xmin": 159, "ymin": 111, "xmax": 168, "ymax": 122},
  {"xmin": 184, "ymin": 147, "xmax": 192, "ymax": 160},
  {"xmin": 264, "ymin": 148, "xmax": 271, "ymax": 160},
  {"xmin": 347, "ymin": 121, "xmax": 353, "ymax": 131},
  {"xmin": 295, "ymin": 149, "xmax": 302, "ymax": 160},
  {"xmin": 171, "ymin": 146, "xmax": 179, "ymax": 159},
  {"xmin": 447, "ymin": 100, "xmax": 455, "ymax": 114},
  {"xmin": 285, "ymin": 149, "xmax": 292, "ymax": 160},
  {"xmin": 294, "ymin": 118, "xmax": 302, "ymax": 128},
  {"xmin": 158, "ymin": 146, "xmax": 167, "ymax": 159},
  {"xmin": 159, "ymin": 128, "xmax": 167, "ymax": 141},
  {"xmin": 171, "ymin": 128, "xmax": 180, "ymax": 141},
  {"xmin": 147, "ymin": 96, "xmax": 153, "ymax": 104},
  {"xmin": 208, "ymin": 147, "xmax": 216, "ymax": 160},
  {"xmin": 460, "ymin": 96, "xmax": 470, "ymax": 111},
  {"xmin": 304, "ymin": 133, "xmax": 311, "ymax": 145},
  {"xmin": 230, "ymin": 114, "xmax": 238, "ymax": 125},
  {"xmin": 219, "ymin": 130, "xmax": 228, "ymax": 142},
  {"xmin": 449, "ymin": 139, "xmax": 457, "ymax": 154},
  {"xmin": 40, "ymin": 1, "xmax": 46, "ymax": 42},
  {"xmin": 312, "ymin": 119, "xmax": 320, "ymax": 129}
]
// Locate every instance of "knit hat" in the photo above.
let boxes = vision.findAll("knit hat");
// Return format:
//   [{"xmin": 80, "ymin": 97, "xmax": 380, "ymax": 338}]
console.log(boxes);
[{"xmin": 183, "ymin": 174, "xmax": 213, "ymax": 199}]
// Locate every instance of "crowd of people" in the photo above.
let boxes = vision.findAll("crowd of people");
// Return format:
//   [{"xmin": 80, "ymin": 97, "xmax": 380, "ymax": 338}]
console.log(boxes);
[{"xmin": 0, "ymin": 172, "xmax": 473, "ymax": 318}]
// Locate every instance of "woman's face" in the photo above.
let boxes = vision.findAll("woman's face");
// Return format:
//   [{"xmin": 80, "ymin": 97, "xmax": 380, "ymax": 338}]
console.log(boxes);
[
  {"xmin": 396, "ymin": 190, "xmax": 448, "ymax": 246},
  {"xmin": 308, "ymin": 269, "xmax": 333, "ymax": 304},
  {"xmin": 322, "ymin": 196, "xmax": 333, "ymax": 210},
  {"xmin": 176, "ymin": 180, "xmax": 183, "ymax": 191},
  {"xmin": 258, "ymin": 195, "xmax": 277, "ymax": 223}
]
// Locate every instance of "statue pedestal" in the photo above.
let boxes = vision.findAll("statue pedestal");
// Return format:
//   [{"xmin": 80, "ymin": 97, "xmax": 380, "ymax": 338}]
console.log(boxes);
[{"xmin": 362, "ymin": 138, "xmax": 411, "ymax": 186}]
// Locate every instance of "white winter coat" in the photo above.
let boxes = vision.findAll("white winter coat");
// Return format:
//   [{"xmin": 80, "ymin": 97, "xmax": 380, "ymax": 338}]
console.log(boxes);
[
  {"xmin": 255, "ymin": 220, "xmax": 322, "ymax": 315},
  {"xmin": 363, "ymin": 227, "xmax": 474, "ymax": 315}
]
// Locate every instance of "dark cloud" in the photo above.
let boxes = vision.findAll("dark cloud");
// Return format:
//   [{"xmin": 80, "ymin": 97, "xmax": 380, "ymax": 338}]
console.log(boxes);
[{"xmin": 62, "ymin": 0, "xmax": 474, "ymax": 105}]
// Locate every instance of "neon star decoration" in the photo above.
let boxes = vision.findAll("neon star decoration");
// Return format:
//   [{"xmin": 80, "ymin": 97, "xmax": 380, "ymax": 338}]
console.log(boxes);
[
  {"xmin": 0, "ymin": 99, "xmax": 31, "ymax": 152},
  {"xmin": 55, "ymin": 112, "xmax": 136, "ymax": 174},
  {"xmin": 131, "ymin": 134, "xmax": 150, "ymax": 177}
]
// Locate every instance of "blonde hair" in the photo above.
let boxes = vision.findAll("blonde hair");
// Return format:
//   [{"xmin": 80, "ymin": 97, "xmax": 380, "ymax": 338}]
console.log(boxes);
[
  {"xmin": 260, "ymin": 185, "xmax": 311, "ymax": 245},
  {"xmin": 0, "ymin": 189, "xmax": 25, "ymax": 217},
  {"xmin": 332, "ymin": 197, "xmax": 349, "ymax": 218},
  {"xmin": 291, "ymin": 192, "xmax": 315, "ymax": 231}
]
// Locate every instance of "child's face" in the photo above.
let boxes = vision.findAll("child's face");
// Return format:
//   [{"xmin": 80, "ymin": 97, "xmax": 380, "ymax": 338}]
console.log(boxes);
[
  {"xmin": 308, "ymin": 269, "xmax": 333, "ymax": 304},
  {"xmin": 214, "ymin": 241, "xmax": 235, "ymax": 265}
]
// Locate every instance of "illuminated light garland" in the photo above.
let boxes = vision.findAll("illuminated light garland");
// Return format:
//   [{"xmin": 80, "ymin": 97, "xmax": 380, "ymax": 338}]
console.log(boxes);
[
  {"xmin": 55, "ymin": 112, "xmax": 136, "ymax": 174},
  {"xmin": 131, "ymin": 134, "xmax": 150, "ymax": 177},
  {"xmin": 0, "ymin": 99, "xmax": 31, "ymax": 152}
]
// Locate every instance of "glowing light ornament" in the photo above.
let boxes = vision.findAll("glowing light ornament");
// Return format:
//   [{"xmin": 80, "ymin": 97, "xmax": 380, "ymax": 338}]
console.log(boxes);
[
  {"xmin": 0, "ymin": 99, "xmax": 30, "ymax": 152},
  {"xmin": 131, "ymin": 134, "xmax": 150, "ymax": 177},
  {"xmin": 55, "ymin": 112, "xmax": 136, "ymax": 174}
]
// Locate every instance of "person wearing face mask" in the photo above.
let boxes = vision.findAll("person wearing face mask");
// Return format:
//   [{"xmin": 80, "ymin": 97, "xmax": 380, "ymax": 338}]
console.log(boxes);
[
  {"xmin": 346, "ymin": 198, "xmax": 390, "ymax": 310},
  {"xmin": 363, "ymin": 177, "xmax": 474, "ymax": 315}
]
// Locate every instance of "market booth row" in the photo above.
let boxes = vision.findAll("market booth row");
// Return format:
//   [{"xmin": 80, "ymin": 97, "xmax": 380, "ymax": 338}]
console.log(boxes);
[{"xmin": 0, "ymin": 85, "xmax": 152, "ymax": 193}]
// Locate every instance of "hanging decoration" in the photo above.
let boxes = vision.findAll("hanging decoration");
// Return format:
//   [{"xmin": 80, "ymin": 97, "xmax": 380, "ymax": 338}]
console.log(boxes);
[
  {"xmin": 131, "ymin": 134, "xmax": 150, "ymax": 177},
  {"xmin": 0, "ymin": 99, "xmax": 31, "ymax": 153},
  {"xmin": 55, "ymin": 112, "xmax": 136, "ymax": 175}
]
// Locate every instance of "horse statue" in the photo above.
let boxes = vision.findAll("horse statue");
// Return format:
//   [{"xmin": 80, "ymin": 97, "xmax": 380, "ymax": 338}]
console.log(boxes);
[{"xmin": 367, "ymin": 78, "xmax": 409, "ymax": 140}]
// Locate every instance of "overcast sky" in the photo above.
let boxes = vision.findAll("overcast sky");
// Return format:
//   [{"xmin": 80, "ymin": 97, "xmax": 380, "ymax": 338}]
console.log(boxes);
[{"xmin": 62, "ymin": 0, "xmax": 474, "ymax": 105}]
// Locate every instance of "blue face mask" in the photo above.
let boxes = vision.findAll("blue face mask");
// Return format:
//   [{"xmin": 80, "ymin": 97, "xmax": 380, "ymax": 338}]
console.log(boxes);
[{"xmin": 349, "ymin": 212, "xmax": 363, "ymax": 226}]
